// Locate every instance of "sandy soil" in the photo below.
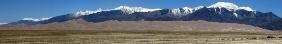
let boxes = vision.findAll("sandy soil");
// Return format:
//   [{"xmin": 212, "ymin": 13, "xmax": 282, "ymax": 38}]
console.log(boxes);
[{"xmin": 0, "ymin": 30, "xmax": 281, "ymax": 44}]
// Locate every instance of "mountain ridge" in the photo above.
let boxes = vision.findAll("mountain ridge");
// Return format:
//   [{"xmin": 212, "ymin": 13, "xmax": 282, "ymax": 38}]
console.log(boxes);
[{"xmin": 3, "ymin": 2, "xmax": 282, "ymax": 31}]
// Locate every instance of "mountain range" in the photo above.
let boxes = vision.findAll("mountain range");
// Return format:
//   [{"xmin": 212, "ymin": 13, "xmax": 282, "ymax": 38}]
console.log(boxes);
[{"xmin": 2, "ymin": 2, "xmax": 282, "ymax": 31}]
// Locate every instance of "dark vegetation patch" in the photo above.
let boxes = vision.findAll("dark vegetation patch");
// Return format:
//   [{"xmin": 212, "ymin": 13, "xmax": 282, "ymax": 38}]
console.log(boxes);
[
  {"xmin": 279, "ymin": 36, "xmax": 282, "ymax": 38},
  {"xmin": 266, "ymin": 36, "xmax": 276, "ymax": 38}
]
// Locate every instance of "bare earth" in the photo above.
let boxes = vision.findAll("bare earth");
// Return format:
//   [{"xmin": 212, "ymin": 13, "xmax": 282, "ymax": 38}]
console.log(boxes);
[{"xmin": 0, "ymin": 30, "xmax": 281, "ymax": 44}]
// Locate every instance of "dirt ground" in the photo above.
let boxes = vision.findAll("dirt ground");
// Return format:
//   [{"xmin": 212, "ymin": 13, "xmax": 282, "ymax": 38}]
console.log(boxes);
[{"xmin": 0, "ymin": 30, "xmax": 281, "ymax": 44}]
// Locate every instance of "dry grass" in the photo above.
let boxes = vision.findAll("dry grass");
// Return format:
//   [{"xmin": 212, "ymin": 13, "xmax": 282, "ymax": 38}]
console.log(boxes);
[{"xmin": 0, "ymin": 30, "xmax": 281, "ymax": 44}]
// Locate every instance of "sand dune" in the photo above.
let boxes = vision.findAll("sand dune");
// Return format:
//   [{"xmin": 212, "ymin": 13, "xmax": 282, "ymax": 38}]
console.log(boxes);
[{"xmin": 0, "ymin": 19, "xmax": 271, "ymax": 32}]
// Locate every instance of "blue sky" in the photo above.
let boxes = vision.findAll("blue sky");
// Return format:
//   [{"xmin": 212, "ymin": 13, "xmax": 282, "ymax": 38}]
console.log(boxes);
[{"xmin": 0, "ymin": 0, "xmax": 281, "ymax": 23}]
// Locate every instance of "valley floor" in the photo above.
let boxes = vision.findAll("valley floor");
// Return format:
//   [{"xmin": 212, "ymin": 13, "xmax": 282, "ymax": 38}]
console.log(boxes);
[{"xmin": 0, "ymin": 30, "xmax": 281, "ymax": 44}]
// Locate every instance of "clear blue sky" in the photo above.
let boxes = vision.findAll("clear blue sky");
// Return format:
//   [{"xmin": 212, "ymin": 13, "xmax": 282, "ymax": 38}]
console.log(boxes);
[{"xmin": 0, "ymin": 0, "xmax": 281, "ymax": 23}]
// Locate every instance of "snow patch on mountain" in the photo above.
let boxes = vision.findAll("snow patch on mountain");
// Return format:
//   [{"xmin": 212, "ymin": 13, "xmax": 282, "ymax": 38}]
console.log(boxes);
[
  {"xmin": 171, "ymin": 7, "xmax": 193, "ymax": 15},
  {"xmin": 171, "ymin": 6, "xmax": 204, "ymax": 15},
  {"xmin": 94, "ymin": 8, "xmax": 103, "ymax": 13},
  {"xmin": 233, "ymin": 13, "xmax": 238, "ymax": 17},
  {"xmin": 239, "ymin": 7, "xmax": 254, "ymax": 11},
  {"xmin": 0, "ymin": 23, "xmax": 7, "ymax": 25},
  {"xmin": 193, "ymin": 6, "xmax": 205, "ymax": 10},
  {"xmin": 71, "ymin": 10, "xmax": 96, "ymax": 17},
  {"xmin": 22, "ymin": 17, "xmax": 52, "ymax": 21},
  {"xmin": 208, "ymin": 2, "xmax": 255, "ymax": 11},
  {"xmin": 113, "ymin": 6, "xmax": 162, "ymax": 14},
  {"xmin": 91, "ymin": 6, "xmax": 162, "ymax": 14},
  {"xmin": 182, "ymin": 7, "xmax": 194, "ymax": 13}
]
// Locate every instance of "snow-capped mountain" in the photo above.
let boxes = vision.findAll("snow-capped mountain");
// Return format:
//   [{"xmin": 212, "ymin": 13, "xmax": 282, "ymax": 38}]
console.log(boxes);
[
  {"xmin": 7, "ymin": 18, "xmax": 51, "ymax": 25},
  {"xmin": 5, "ymin": 2, "xmax": 282, "ymax": 30},
  {"xmin": 208, "ymin": 2, "xmax": 254, "ymax": 11}
]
